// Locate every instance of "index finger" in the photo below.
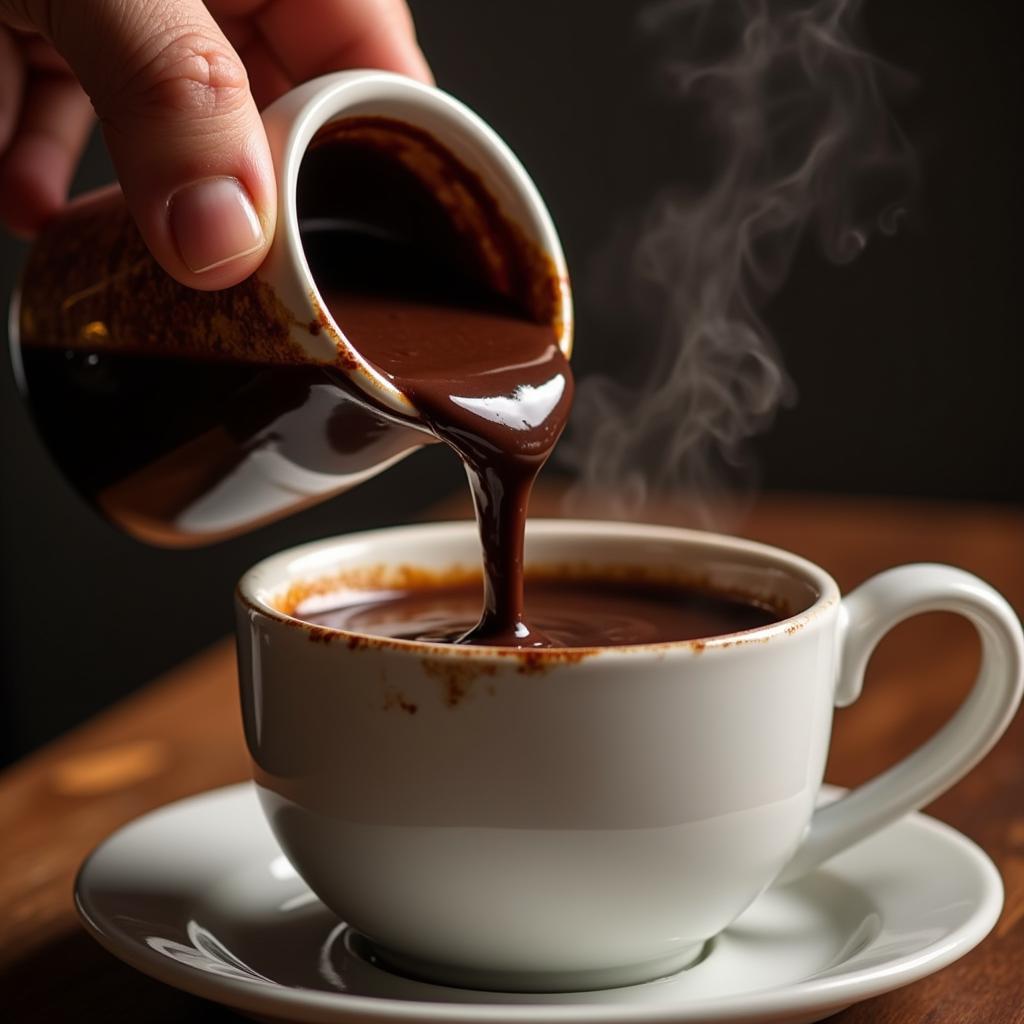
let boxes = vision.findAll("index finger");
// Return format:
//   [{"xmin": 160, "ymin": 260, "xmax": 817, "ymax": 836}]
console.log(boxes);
[{"xmin": 213, "ymin": 0, "xmax": 432, "ymax": 86}]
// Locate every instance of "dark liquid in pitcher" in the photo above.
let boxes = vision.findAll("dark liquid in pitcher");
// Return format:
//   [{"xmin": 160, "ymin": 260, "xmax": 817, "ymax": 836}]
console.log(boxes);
[
  {"xmin": 14, "ymin": 124, "xmax": 537, "ymax": 538},
  {"xmin": 18, "ymin": 117, "xmax": 578, "ymax": 645},
  {"xmin": 19, "ymin": 217, "xmax": 570, "ymax": 644},
  {"xmin": 18, "ymin": 119, "xmax": 573, "ymax": 644},
  {"xmin": 16, "ymin": 347, "xmax": 423, "ymax": 543}
]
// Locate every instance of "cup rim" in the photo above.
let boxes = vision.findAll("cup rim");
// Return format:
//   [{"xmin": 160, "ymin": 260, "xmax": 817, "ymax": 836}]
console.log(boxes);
[{"xmin": 236, "ymin": 519, "xmax": 841, "ymax": 661}]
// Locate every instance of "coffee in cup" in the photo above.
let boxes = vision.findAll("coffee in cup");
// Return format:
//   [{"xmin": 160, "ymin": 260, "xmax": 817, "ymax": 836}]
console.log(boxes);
[{"xmin": 289, "ymin": 572, "xmax": 782, "ymax": 648}]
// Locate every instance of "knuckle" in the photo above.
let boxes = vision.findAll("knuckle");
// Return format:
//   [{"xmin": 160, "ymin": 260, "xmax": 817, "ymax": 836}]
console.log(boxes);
[{"xmin": 111, "ymin": 29, "xmax": 250, "ymax": 122}]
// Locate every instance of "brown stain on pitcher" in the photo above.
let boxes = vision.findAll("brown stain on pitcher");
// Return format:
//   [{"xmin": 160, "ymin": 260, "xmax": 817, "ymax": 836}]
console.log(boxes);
[{"xmin": 19, "ymin": 191, "xmax": 309, "ymax": 366}]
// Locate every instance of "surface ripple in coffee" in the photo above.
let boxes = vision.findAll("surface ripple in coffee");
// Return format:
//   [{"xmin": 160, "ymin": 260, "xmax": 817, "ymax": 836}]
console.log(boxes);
[{"xmin": 299, "ymin": 576, "xmax": 779, "ymax": 648}]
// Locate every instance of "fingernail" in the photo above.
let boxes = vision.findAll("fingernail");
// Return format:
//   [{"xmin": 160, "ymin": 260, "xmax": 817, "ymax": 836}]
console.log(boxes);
[{"xmin": 168, "ymin": 176, "xmax": 264, "ymax": 274}]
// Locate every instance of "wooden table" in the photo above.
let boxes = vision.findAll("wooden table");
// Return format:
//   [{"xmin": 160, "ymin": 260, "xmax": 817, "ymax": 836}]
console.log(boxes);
[{"xmin": 2, "ymin": 493, "xmax": 1023, "ymax": 1022}]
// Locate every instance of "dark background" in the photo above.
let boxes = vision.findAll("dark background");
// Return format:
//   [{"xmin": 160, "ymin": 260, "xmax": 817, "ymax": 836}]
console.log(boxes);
[{"xmin": 1, "ymin": 0, "xmax": 1020, "ymax": 766}]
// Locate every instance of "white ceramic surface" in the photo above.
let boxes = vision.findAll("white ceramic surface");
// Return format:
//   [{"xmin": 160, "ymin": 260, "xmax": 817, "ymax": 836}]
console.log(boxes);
[
  {"xmin": 256, "ymin": 70, "xmax": 573, "ymax": 417},
  {"xmin": 234, "ymin": 520, "xmax": 1023, "ymax": 991},
  {"xmin": 75, "ymin": 782, "xmax": 1005, "ymax": 1024}
]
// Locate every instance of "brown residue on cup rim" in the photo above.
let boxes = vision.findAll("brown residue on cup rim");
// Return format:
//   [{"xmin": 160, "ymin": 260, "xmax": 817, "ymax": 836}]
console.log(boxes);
[
  {"xmin": 274, "ymin": 560, "xmax": 801, "ymax": 620},
  {"xmin": 715, "ymin": 634, "xmax": 774, "ymax": 648},
  {"xmin": 305, "ymin": 625, "xmax": 337, "ymax": 644},
  {"xmin": 275, "ymin": 563, "xmax": 483, "ymax": 618},
  {"xmin": 242, "ymin": 556, "xmax": 829, "ymax": 667},
  {"xmin": 513, "ymin": 648, "xmax": 590, "ymax": 674}
]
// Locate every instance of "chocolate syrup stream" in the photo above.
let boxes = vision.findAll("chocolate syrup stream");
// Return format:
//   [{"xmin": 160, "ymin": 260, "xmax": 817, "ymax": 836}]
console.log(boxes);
[
  {"xmin": 317, "ymin": 279, "xmax": 573, "ymax": 647},
  {"xmin": 299, "ymin": 121, "xmax": 572, "ymax": 647}
]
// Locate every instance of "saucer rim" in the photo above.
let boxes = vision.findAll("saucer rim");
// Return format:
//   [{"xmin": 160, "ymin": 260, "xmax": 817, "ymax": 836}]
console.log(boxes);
[{"xmin": 74, "ymin": 783, "xmax": 1004, "ymax": 1024}]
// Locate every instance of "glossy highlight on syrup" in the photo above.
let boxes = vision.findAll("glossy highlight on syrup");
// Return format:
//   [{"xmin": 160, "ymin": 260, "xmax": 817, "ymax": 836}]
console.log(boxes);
[{"xmin": 303, "ymin": 223, "xmax": 572, "ymax": 647}]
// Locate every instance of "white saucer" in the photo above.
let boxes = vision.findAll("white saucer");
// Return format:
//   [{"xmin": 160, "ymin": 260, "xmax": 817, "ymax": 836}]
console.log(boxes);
[{"xmin": 75, "ymin": 783, "xmax": 1003, "ymax": 1024}]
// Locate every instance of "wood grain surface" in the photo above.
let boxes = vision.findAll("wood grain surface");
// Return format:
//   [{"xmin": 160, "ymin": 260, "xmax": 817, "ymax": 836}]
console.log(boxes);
[{"xmin": 1, "ymin": 491, "xmax": 1022, "ymax": 1023}]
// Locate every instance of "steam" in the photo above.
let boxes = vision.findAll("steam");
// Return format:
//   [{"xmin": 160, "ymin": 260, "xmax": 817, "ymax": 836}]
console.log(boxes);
[{"xmin": 559, "ymin": 0, "xmax": 915, "ymax": 522}]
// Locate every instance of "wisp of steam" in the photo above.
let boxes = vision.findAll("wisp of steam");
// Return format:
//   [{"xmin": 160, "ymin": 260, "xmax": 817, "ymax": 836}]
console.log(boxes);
[{"xmin": 559, "ymin": 0, "xmax": 915, "ymax": 523}]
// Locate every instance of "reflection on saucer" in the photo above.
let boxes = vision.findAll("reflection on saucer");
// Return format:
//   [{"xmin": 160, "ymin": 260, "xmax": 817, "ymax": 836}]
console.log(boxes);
[{"xmin": 76, "ymin": 783, "xmax": 1003, "ymax": 1024}]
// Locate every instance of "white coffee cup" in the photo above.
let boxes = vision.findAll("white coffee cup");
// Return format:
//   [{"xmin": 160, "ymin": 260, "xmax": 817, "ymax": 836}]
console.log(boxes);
[{"xmin": 236, "ymin": 519, "xmax": 1023, "ymax": 992}]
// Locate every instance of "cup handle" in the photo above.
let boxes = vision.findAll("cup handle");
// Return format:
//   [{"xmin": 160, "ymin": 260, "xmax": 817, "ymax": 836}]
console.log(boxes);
[{"xmin": 778, "ymin": 563, "xmax": 1024, "ymax": 884}]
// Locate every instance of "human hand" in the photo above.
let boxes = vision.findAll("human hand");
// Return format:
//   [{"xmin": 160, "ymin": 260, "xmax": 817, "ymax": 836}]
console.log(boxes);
[{"xmin": 0, "ymin": 0, "xmax": 431, "ymax": 289}]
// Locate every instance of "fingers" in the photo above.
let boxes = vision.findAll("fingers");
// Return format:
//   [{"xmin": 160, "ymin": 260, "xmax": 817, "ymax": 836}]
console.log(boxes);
[
  {"xmin": 232, "ymin": 32, "xmax": 292, "ymax": 110},
  {"xmin": 0, "ymin": 71, "xmax": 93, "ymax": 236},
  {"xmin": 0, "ymin": 0, "xmax": 433, "ymax": 281},
  {"xmin": 254, "ymin": 0, "xmax": 432, "ymax": 86},
  {"xmin": 221, "ymin": 0, "xmax": 432, "ymax": 113},
  {"xmin": 40, "ymin": 0, "xmax": 276, "ymax": 290}
]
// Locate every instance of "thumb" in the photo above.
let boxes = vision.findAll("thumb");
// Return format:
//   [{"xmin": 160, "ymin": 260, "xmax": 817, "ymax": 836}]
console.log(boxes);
[{"xmin": 42, "ymin": 0, "xmax": 275, "ymax": 290}]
